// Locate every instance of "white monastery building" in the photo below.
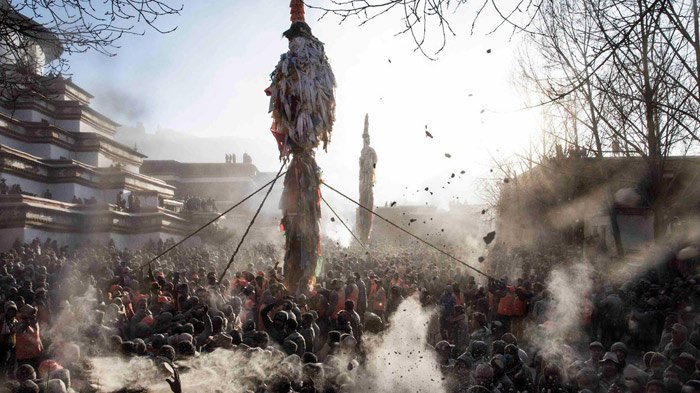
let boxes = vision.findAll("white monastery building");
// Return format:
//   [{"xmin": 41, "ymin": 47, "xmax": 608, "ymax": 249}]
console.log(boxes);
[{"xmin": 0, "ymin": 4, "xmax": 194, "ymax": 250}]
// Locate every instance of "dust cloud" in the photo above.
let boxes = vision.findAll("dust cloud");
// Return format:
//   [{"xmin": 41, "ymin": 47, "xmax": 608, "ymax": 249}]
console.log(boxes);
[
  {"xmin": 90, "ymin": 350, "xmax": 290, "ymax": 393},
  {"xmin": 56, "ymin": 289, "xmax": 443, "ymax": 392},
  {"xmin": 525, "ymin": 263, "xmax": 593, "ymax": 363},
  {"xmin": 355, "ymin": 296, "xmax": 445, "ymax": 393}
]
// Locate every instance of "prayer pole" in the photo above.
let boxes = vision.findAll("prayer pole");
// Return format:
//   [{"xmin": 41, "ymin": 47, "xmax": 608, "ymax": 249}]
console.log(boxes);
[
  {"xmin": 266, "ymin": 0, "xmax": 336, "ymax": 293},
  {"xmin": 357, "ymin": 114, "xmax": 377, "ymax": 244}
]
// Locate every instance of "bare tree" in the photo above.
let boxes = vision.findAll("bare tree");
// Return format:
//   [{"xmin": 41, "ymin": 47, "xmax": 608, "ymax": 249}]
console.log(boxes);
[
  {"xmin": 476, "ymin": 153, "xmax": 524, "ymax": 210},
  {"xmin": 658, "ymin": 0, "xmax": 700, "ymax": 105},
  {"xmin": 316, "ymin": 0, "xmax": 700, "ymax": 252},
  {"xmin": 305, "ymin": 0, "xmax": 546, "ymax": 58},
  {"xmin": 0, "ymin": 0, "xmax": 181, "ymax": 99},
  {"xmin": 516, "ymin": 0, "xmax": 633, "ymax": 253},
  {"xmin": 591, "ymin": 0, "xmax": 698, "ymax": 154},
  {"xmin": 516, "ymin": 0, "xmax": 699, "ymax": 245},
  {"xmin": 592, "ymin": 0, "xmax": 699, "ymax": 235}
]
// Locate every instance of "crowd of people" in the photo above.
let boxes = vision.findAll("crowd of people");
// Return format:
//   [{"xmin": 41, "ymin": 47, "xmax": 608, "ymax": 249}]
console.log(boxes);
[{"xmin": 0, "ymin": 236, "xmax": 697, "ymax": 393}]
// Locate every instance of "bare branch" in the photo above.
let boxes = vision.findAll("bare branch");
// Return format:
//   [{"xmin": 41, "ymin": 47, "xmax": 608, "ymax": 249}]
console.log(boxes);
[{"xmin": 1, "ymin": 0, "xmax": 181, "ymax": 99}]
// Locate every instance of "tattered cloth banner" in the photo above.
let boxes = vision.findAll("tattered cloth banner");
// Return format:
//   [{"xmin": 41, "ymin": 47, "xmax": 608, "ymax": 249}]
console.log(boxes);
[{"xmin": 266, "ymin": 0, "xmax": 336, "ymax": 293}]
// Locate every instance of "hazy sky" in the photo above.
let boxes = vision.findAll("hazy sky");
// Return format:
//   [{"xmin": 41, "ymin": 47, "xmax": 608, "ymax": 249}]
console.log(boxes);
[{"xmin": 68, "ymin": 0, "xmax": 542, "ymax": 209}]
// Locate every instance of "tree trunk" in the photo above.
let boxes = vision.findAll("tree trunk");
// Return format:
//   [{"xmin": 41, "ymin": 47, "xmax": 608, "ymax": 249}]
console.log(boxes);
[
  {"xmin": 694, "ymin": 0, "xmax": 700, "ymax": 101},
  {"xmin": 639, "ymin": 0, "xmax": 664, "ymax": 237}
]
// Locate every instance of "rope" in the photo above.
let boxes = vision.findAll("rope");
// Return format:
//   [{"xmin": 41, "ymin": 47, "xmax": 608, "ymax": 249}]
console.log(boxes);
[
  {"xmin": 321, "ymin": 181, "xmax": 500, "ymax": 282},
  {"xmin": 321, "ymin": 196, "xmax": 369, "ymax": 254},
  {"xmin": 217, "ymin": 161, "xmax": 286, "ymax": 284},
  {"xmin": 139, "ymin": 167, "xmax": 288, "ymax": 270}
]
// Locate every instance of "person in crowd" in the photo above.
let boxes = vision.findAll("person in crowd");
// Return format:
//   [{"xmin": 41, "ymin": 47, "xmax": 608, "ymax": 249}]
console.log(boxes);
[
  {"xmin": 664, "ymin": 323, "xmax": 700, "ymax": 361},
  {"xmin": 611, "ymin": 342, "xmax": 628, "ymax": 369},
  {"xmin": 353, "ymin": 272, "xmax": 367, "ymax": 319},
  {"xmin": 0, "ymin": 301, "xmax": 18, "ymax": 375},
  {"xmin": 441, "ymin": 285, "xmax": 457, "ymax": 340},
  {"xmin": 369, "ymin": 278, "xmax": 386, "ymax": 321},
  {"xmin": 343, "ymin": 300, "xmax": 362, "ymax": 344},
  {"xmin": 599, "ymin": 351, "xmax": 623, "ymax": 390},
  {"xmin": 0, "ymin": 236, "xmax": 697, "ymax": 393},
  {"xmin": 584, "ymin": 341, "xmax": 606, "ymax": 372},
  {"xmin": 471, "ymin": 312, "xmax": 493, "ymax": 347},
  {"xmin": 576, "ymin": 367, "xmax": 606, "ymax": 393},
  {"xmin": 452, "ymin": 304, "xmax": 470, "ymax": 355}
]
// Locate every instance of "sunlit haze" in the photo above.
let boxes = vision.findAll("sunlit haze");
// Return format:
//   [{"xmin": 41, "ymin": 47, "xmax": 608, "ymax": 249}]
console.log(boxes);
[
  {"xmin": 1, "ymin": 1, "xmax": 699, "ymax": 391},
  {"xmin": 68, "ymin": 0, "xmax": 541, "ymax": 211}
]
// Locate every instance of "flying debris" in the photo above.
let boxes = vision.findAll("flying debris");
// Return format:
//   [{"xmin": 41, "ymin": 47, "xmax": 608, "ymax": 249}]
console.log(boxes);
[
  {"xmin": 478, "ymin": 256, "xmax": 485, "ymax": 263},
  {"xmin": 487, "ymin": 49, "xmax": 492, "ymax": 54},
  {"xmin": 445, "ymin": 153, "xmax": 452, "ymax": 158},
  {"xmin": 424, "ymin": 187, "xmax": 429, "ymax": 191},
  {"xmin": 483, "ymin": 231, "xmax": 496, "ymax": 245},
  {"xmin": 480, "ymin": 109, "xmax": 485, "ymax": 114},
  {"xmin": 481, "ymin": 209, "xmax": 487, "ymax": 215},
  {"xmin": 390, "ymin": 201, "xmax": 397, "ymax": 207},
  {"xmin": 460, "ymin": 170, "xmax": 466, "ymax": 174},
  {"xmin": 410, "ymin": 219, "xmax": 417, "ymax": 223},
  {"xmin": 388, "ymin": 58, "xmax": 392, "ymax": 63},
  {"xmin": 451, "ymin": 173, "xmax": 455, "ymax": 178},
  {"xmin": 468, "ymin": 93, "xmax": 473, "ymax": 97},
  {"xmin": 425, "ymin": 130, "xmax": 433, "ymax": 138}
]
